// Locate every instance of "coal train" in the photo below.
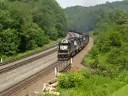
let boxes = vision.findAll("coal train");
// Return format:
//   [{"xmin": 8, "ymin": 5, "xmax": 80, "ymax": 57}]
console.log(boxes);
[{"xmin": 58, "ymin": 32, "xmax": 89, "ymax": 61}]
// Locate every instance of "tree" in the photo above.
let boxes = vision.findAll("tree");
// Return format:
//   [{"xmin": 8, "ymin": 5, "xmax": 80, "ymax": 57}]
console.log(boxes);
[
  {"xmin": 0, "ymin": 0, "xmax": 67, "ymax": 56},
  {"xmin": 0, "ymin": 29, "xmax": 20, "ymax": 55}
]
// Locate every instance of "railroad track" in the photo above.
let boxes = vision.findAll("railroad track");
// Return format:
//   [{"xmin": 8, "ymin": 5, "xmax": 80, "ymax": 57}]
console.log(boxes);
[
  {"xmin": 0, "ymin": 44, "xmax": 58, "ymax": 66},
  {"xmin": 0, "ymin": 32, "xmax": 72, "ymax": 75},
  {"xmin": 0, "ymin": 61, "xmax": 71, "ymax": 96},
  {"xmin": 0, "ymin": 45, "xmax": 58, "ymax": 75},
  {"xmin": 0, "ymin": 32, "xmax": 78, "ymax": 96},
  {"xmin": 68, "ymin": 32, "xmax": 75, "ymax": 38}
]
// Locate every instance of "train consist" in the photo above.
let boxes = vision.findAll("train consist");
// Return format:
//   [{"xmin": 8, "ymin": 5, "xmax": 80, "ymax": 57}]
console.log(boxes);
[{"xmin": 58, "ymin": 32, "xmax": 89, "ymax": 61}]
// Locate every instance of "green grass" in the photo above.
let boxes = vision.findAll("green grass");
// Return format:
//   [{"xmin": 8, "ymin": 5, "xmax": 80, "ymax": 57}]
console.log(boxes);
[
  {"xmin": 84, "ymin": 56, "xmax": 95, "ymax": 65},
  {"xmin": 111, "ymin": 84, "xmax": 128, "ymax": 96},
  {"xmin": 0, "ymin": 38, "xmax": 62, "ymax": 65},
  {"xmin": 97, "ymin": 54, "xmax": 107, "ymax": 64},
  {"xmin": 79, "ymin": 49, "xmax": 128, "ymax": 96},
  {"xmin": 58, "ymin": 70, "xmax": 128, "ymax": 96},
  {"xmin": 84, "ymin": 53, "xmax": 107, "ymax": 65}
]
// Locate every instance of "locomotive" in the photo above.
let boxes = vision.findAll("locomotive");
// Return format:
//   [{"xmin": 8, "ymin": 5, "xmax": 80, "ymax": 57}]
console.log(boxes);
[{"xmin": 58, "ymin": 32, "xmax": 89, "ymax": 61}]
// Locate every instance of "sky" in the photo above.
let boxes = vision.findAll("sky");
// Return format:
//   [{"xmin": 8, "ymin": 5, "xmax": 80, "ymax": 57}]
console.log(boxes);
[{"xmin": 56, "ymin": 0, "xmax": 123, "ymax": 8}]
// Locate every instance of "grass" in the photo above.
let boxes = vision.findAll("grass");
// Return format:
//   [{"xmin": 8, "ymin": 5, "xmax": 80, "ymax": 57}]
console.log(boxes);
[
  {"xmin": 58, "ymin": 48, "xmax": 128, "ymax": 96},
  {"xmin": 84, "ymin": 53, "xmax": 107, "ymax": 65},
  {"xmin": 58, "ymin": 70, "xmax": 127, "ymax": 96},
  {"xmin": 111, "ymin": 84, "xmax": 128, "ymax": 96},
  {"xmin": 0, "ymin": 38, "xmax": 62, "ymax": 65},
  {"xmin": 81, "ymin": 52, "xmax": 128, "ymax": 96}
]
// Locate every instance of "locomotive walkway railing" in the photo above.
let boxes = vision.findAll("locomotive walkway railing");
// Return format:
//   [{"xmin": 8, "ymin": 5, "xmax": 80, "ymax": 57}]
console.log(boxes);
[{"xmin": 55, "ymin": 58, "xmax": 73, "ymax": 76}]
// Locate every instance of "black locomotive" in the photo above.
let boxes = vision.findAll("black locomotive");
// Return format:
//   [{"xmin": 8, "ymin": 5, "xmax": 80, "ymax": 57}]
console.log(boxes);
[{"xmin": 58, "ymin": 32, "xmax": 89, "ymax": 61}]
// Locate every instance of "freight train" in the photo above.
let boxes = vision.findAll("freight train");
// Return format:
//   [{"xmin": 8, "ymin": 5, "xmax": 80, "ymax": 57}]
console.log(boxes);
[{"xmin": 58, "ymin": 32, "xmax": 89, "ymax": 61}]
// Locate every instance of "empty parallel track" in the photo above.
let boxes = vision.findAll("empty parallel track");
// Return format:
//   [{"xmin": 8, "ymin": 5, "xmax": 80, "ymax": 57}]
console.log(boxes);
[
  {"xmin": 0, "ymin": 32, "xmax": 81, "ymax": 96},
  {"xmin": 0, "ymin": 61, "xmax": 71, "ymax": 96},
  {"xmin": 0, "ymin": 45, "xmax": 58, "ymax": 75},
  {"xmin": 0, "ymin": 32, "xmax": 73, "ymax": 74}
]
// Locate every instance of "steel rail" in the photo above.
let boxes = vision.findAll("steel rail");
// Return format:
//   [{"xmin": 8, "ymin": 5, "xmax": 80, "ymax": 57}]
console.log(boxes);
[
  {"xmin": 0, "ymin": 46, "xmax": 58, "ymax": 75},
  {"xmin": 0, "ymin": 44, "xmax": 58, "ymax": 66},
  {"xmin": 0, "ymin": 61, "xmax": 71, "ymax": 96},
  {"xmin": 0, "ymin": 32, "xmax": 83, "ymax": 96}
]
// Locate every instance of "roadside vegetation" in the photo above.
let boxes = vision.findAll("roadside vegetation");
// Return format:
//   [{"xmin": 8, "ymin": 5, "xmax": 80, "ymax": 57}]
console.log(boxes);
[
  {"xmin": 0, "ymin": 39, "xmax": 61, "ymax": 64},
  {"xmin": 0, "ymin": 0, "xmax": 67, "ymax": 62},
  {"xmin": 58, "ymin": 1, "xmax": 128, "ymax": 96}
]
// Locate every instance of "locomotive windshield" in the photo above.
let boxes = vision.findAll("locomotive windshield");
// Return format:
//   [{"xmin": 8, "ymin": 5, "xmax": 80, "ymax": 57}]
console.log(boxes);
[
  {"xmin": 60, "ymin": 45, "xmax": 68, "ymax": 50},
  {"xmin": 58, "ymin": 39, "xmax": 71, "ymax": 52},
  {"xmin": 58, "ymin": 43, "xmax": 69, "ymax": 52}
]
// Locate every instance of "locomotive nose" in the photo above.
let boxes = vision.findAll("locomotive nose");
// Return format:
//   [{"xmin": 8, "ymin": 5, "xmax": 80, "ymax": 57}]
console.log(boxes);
[{"xmin": 58, "ymin": 52, "xmax": 70, "ymax": 61}]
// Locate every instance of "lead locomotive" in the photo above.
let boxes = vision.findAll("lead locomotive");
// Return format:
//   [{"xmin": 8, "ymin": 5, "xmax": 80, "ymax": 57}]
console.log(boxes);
[{"xmin": 58, "ymin": 32, "xmax": 89, "ymax": 61}]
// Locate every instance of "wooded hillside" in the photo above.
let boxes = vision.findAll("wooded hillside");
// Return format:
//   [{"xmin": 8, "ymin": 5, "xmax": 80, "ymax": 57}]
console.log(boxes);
[
  {"xmin": 65, "ymin": 1, "xmax": 128, "ymax": 32},
  {"xmin": 58, "ymin": 1, "xmax": 128, "ymax": 95},
  {"xmin": 0, "ymin": 0, "xmax": 67, "ymax": 56}
]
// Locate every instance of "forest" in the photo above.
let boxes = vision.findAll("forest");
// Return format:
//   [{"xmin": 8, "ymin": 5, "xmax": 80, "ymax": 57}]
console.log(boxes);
[
  {"xmin": 65, "ymin": 1, "xmax": 128, "ymax": 32},
  {"xmin": 58, "ymin": 1, "xmax": 128, "ymax": 96},
  {"xmin": 0, "ymin": 0, "xmax": 67, "ymax": 57}
]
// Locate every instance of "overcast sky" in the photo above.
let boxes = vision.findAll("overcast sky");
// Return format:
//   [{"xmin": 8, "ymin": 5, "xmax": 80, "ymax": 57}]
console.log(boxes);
[{"xmin": 56, "ymin": 0, "xmax": 123, "ymax": 8}]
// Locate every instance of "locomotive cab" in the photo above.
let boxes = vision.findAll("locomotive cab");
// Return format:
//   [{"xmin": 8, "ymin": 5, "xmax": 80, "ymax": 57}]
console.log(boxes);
[
  {"xmin": 57, "ymin": 32, "xmax": 89, "ymax": 61},
  {"xmin": 58, "ymin": 39, "xmax": 71, "ymax": 61}
]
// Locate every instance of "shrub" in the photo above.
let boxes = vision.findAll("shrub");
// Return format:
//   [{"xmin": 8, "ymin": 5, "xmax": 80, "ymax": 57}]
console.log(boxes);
[
  {"xmin": 58, "ymin": 72, "xmax": 84, "ymax": 89},
  {"xmin": 89, "ymin": 46, "xmax": 98, "ymax": 59},
  {"xmin": 0, "ymin": 28, "xmax": 20, "ymax": 56}
]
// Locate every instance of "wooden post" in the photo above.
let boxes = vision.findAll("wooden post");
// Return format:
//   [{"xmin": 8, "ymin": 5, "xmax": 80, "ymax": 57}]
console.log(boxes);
[
  {"xmin": 70, "ymin": 58, "xmax": 73, "ymax": 67},
  {"xmin": 55, "ymin": 67, "xmax": 57, "ymax": 77}
]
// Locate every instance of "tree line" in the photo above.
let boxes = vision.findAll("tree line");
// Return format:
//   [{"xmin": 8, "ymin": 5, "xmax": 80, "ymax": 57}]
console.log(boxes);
[
  {"xmin": 65, "ymin": 1, "xmax": 128, "ymax": 33},
  {"xmin": 0, "ymin": 0, "xmax": 67, "ymax": 56},
  {"xmin": 89, "ymin": 9, "xmax": 128, "ymax": 75}
]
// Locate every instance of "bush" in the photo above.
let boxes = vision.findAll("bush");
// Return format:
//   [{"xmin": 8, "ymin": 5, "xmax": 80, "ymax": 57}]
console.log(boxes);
[
  {"xmin": 58, "ymin": 72, "xmax": 84, "ymax": 89},
  {"xmin": 47, "ymin": 28, "xmax": 58, "ymax": 40},
  {"xmin": 0, "ymin": 28, "xmax": 20, "ymax": 56},
  {"xmin": 106, "ymin": 47, "xmax": 128, "ymax": 70},
  {"xmin": 89, "ymin": 46, "xmax": 98, "ymax": 59}
]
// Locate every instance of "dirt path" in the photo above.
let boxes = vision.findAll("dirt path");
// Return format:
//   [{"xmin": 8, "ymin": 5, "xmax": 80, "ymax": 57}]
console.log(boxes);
[
  {"xmin": 72, "ymin": 37, "xmax": 93, "ymax": 70},
  {"xmin": 14, "ymin": 37, "xmax": 93, "ymax": 96}
]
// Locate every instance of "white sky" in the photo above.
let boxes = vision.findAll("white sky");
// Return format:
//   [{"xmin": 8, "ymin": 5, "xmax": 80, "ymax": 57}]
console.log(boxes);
[{"xmin": 56, "ymin": 0, "xmax": 123, "ymax": 8}]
